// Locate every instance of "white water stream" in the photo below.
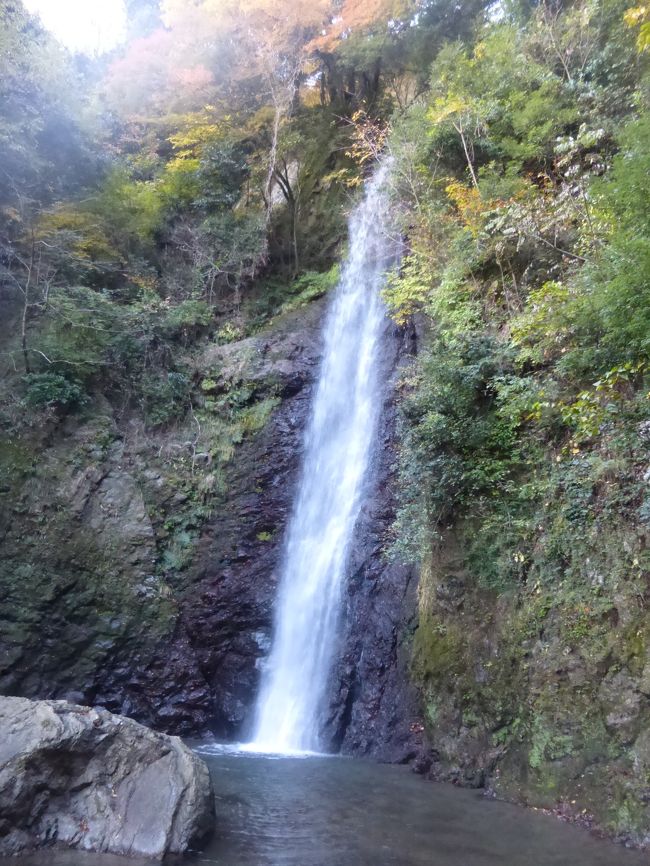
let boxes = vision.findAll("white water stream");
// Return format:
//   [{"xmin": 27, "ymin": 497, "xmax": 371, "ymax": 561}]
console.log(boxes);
[{"xmin": 247, "ymin": 162, "xmax": 394, "ymax": 753}]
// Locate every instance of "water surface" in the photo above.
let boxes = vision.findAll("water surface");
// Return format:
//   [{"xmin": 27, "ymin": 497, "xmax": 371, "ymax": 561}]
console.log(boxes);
[
  {"xmin": 191, "ymin": 750, "xmax": 647, "ymax": 866},
  {"xmin": 5, "ymin": 751, "xmax": 648, "ymax": 866}
]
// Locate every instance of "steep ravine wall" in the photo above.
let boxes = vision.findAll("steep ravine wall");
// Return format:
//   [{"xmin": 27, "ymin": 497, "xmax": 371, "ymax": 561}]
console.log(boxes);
[
  {"xmin": 0, "ymin": 297, "xmax": 422, "ymax": 758},
  {"xmin": 5, "ymin": 289, "xmax": 648, "ymax": 848},
  {"xmin": 181, "ymin": 303, "xmax": 424, "ymax": 758},
  {"xmin": 410, "ymin": 522, "xmax": 650, "ymax": 848}
]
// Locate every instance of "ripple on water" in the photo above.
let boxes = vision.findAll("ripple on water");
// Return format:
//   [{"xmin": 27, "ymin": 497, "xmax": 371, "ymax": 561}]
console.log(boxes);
[
  {"xmin": 2, "ymin": 753, "xmax": 648, "ymax": 866},
  {"xmin": 193, "ymin": 752, "xmax": 648, "ymax": 866},
  {"xmin": 192, "ymin": 740, "xmax": 328, "ymax": 759}
]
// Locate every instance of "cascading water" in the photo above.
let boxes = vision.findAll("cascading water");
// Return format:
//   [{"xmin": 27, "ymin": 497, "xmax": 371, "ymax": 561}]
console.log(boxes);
[{"xmin": 247, "ymin": 161, "xmax": 395, "ymax": 754}]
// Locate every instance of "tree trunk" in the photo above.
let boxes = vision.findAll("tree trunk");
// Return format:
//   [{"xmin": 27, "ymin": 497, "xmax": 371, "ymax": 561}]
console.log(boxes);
[{"xmin": 454, "ymin": 120, "xmax": 479, "ymax": 189}]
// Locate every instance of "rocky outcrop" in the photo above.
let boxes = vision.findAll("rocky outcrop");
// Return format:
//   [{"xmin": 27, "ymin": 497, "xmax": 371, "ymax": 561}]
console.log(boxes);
[
  {"xmin": 324, "ymin": 318, "xmax": 424, "ymax": 761},
  {"xmin": 0, "ymin": 303, "xmax": 329, "ymax": 735},
  {"xmin": 0, "ymin": 413, "xmax": 213, "ymax": 734},
  {"xmin": 406, "ymin": 523, "xmax": 650, "ymax": 847},
  {"xmin": 182, "ymin": 306, "xmax": 424, "ymax": 758},
  {"xmin": 179, "ymin": 301, "xmax": 327, "ymax": 736},
  {"xmin": 0, "ymin": 696, "xmax": 214, "ymax": 858},
  {"xmin": 0, "ymin": 297, "xmax": 423, "ymax": 760}
]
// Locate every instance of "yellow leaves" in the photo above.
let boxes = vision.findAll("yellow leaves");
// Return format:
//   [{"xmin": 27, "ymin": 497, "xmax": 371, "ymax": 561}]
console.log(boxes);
[
  {"xmin": 382, "ymin": 256, "xmax": 433, "ymax": 326},
  {"xmin": 510, "ymin": 280, "xmax": 571, "ymax": 348},
  {"xmin": 559, "ymin": 361, "xmax": 646, "ymax": 443},
  {"xmin": 300, "ymin": 86, "xmax": 322, "ymax": 109},
  {"xmin": 167, "ymin": 111, "xmax": 223, "ymax": 161},
  {"xmin": 624, "ymin": 4, "xmax": 650, "ymax": 51},
  {"xmin": 525, "ymin": 399, "xmax": 555, "ymax": 424},
  {"xmin": 625, "ymin": 4, "xmax": 649, "ymax": 24},
  {"xmin": 344, "ymin": 110, "xmax": 388, "ymax": 167},
  {"xmin": 444, "ymin": 181, "xmax": 486, "ymax": 236},
  {"xmin": 130, "ymin": 274, "xmax": 158, "ymax": 293},
  {"xmin": 427, "ymin": 95, "xmax": 468, "ymax": 125},
  {"xmin": 164, "ymin": 109, "xmax": 227, "ymax": 184},
  {"xmin": 36, "ymin": 208, "xmax": 118, "ymax": 263},
  {"xmin": 321, "ymin": 168, "xmax": 361, "ymax": 189},
  {"xmin": 166, "ymin": 156, "xmax": 200, "ymax": 174}
]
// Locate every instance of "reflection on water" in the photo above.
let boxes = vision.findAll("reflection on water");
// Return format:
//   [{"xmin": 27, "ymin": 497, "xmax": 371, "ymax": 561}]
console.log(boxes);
[{"xmin": 4, "ymin": 751, "xmax": 648, "ymax": 866}]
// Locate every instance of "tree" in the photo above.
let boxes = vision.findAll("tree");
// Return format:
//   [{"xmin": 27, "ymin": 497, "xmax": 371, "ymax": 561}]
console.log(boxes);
[
  {"xmin": 625, "ymin": 3, "xmax": 650, "ymax": 50},
  {"xmin": 0, "ymin": 2, "xmax": 97, "ymax": 375}
]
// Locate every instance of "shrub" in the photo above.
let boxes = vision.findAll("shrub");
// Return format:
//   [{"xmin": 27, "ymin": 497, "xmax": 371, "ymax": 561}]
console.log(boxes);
[
  {"xmin": 23, "ymin": 373, "xmax": 86, "ymax": 411},
  {"xmin": 141, "ymin": 371, "xmax": 191, "ymax": 428}
]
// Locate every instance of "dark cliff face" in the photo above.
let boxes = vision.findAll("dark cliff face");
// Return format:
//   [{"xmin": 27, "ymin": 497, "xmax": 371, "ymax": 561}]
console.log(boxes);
[
  {"xmin": 181, "ymin": 304, "xmax": 424, "ymax": 759},
  {"xmin": 0, "ymin": 415, "xmax": 213, "ymax": 734},
  {"xmin": 0, "ymin": 296, "xmax": 423, "ymax": 758},
  {"xmin": 324, "ymin": 318, "xmax": 423, "ymax": 761},
  {"xmin": 180, "ymin": 303, "xmax": 325, "ymax": 738}
]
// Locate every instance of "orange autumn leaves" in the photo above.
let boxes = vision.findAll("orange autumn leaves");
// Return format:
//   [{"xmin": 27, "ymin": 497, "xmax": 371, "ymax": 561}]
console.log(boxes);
[
  {"xmin": 308, "ymin": 0, "xmax": 414, "ymax": 53},
  {"xmin": 104, "ymin": 0, "xmax": 416, "ymax": 118}
]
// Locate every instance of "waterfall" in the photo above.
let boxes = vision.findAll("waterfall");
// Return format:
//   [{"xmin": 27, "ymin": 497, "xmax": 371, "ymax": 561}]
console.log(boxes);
[{"xmin": 247, "ymin": 161, "xmax": 394, "ymax": 754}]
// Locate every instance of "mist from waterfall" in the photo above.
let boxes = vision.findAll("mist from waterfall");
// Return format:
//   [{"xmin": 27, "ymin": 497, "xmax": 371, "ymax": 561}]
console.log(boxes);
[{"xmin": 246, "ymin": 161, "xmax": 394, "ymax": 754}]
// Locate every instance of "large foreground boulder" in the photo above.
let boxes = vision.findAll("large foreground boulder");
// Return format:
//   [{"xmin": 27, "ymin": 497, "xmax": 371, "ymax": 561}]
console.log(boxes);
[{"xmin": 0, "ymin": 696, "xmax": 214, "ymax": 858}]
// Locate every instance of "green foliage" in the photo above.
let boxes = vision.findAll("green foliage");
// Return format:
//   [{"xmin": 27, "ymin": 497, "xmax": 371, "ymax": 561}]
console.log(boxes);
[
  {"xmin": 2, "ymin": 0, "xmax": 650, "ymax": 837},
  {"xmin": 242, "ymin": 264, "xmax": 340, "ymax": 327},
  {"xmin": 624, "ymin": 4, "xmax": 650, "ymax": 52},
  {"xmin": 216, "ymin": 321, "xmax": 244, "ymax": 343},
  {"xmin": 397, "ymin": 4, "xmax": 650, "ymax": 818},
  {"xmin": 163, "ymin": 299, "xmax": 213, "ymax": 334},
  {"xmin": 94, "ymin": 169, "xmax": 165, "ymax": 250},
  {"xmin": 141, "ymin": 371, "xmax": 191, "ymax": 428},
  {"xmin": 529, "ymin": 715, "xmax": 574, "ymax": 769},
  {"xmin": 195, "ymin": 140, "xmax": 250, "ymax": 211},
  {"xmin": 577, "ymin": 116, "xmax": 650, "ymax": 363},
  {"xmin": 36, "ymin": 286, "xmax": 121, "ymax": 377},
  {"xmin": 425, "ymin": 26, "xmax": 580, "ymax": 183},
  {"xmin": 383, "ymin": 255, "xmax": 437, "ymax": 326},
  {"xmin": 23, "ymin": 373, "xmax": 86, "ymax": 411},
  {"xmin": 280, "ymin": 267, "xmax": 340, "ymax": 313},
  {"xmin": 390, "ymin": 0, "xmax": 650, "ymax": 580},
  {"xmin": 393, "ymin": 334, "xmax": 522, "ymax": 558}
]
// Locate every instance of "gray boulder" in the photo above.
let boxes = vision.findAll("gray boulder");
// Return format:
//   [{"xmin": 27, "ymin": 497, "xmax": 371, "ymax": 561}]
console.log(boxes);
[{"xmin": 0, "ymin": 696, "xmax": 214, "ymax": 858}]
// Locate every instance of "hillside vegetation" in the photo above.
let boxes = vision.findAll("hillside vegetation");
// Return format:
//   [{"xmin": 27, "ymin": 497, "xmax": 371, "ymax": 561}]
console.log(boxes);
[
  {"xmin": 1, "ymin": 0, "xmax": 650, "ymax": 844},
  {"xmin": 382, "ymin": 0, "xmax": 650, "ymax": 842}
]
